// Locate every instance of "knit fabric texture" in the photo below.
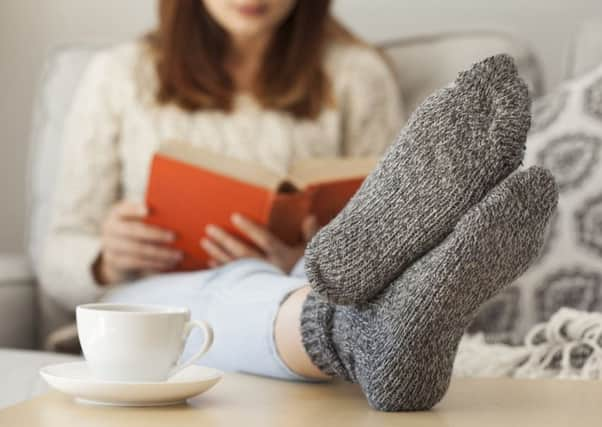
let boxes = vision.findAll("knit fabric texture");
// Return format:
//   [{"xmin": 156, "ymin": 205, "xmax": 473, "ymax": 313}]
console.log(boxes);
[
  {"xmin": 301, "ymin": 55, "xmax": 558, "ymax": 411},
  {"xmin": 304, "ymin": 54, "xmax": 531, "ymax": 305},
  {"xmin": 301, "ymin": 167, "xmax": 558, "ymax": 411}
]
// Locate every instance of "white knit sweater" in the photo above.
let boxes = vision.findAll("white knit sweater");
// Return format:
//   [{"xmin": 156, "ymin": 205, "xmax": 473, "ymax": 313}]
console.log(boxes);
[{"xmin": 40, "ymin": 40, "xmax": 404, "ymax": 310}]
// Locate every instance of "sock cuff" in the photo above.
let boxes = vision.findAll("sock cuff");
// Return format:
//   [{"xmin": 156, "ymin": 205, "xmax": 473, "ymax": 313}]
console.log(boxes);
[{"xmin": 300, "ymin": 292, "xmax": 350, "ymax": 379}]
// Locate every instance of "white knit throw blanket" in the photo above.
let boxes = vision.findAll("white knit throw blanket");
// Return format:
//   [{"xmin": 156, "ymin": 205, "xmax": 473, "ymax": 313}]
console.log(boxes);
[{"xmin": 454, "ymin": 308, "xmax": 602, "ymax": 380}]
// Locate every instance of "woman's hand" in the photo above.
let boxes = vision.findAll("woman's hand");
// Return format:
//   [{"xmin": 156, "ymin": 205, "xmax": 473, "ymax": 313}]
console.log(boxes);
[
  {"xmin": 201, "ymin": 214, "xmax": 319, "ymax": 273},
  {"xmin": 94, "ymin": 201, "xmax": 182, "ymax": 285}
]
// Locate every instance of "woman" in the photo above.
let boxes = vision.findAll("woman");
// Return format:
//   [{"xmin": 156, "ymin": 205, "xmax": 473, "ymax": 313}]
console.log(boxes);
[
  {"xmin": 41, "ymin": 0, "xmax": 556, "ymax": 412},
  {"xmin": 42, "ymin": 0, "xmax": 402, "ymax": 295}
]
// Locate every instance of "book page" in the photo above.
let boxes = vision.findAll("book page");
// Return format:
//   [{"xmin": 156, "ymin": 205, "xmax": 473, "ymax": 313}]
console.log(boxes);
[
  {"xmin": 288, "ymin": 157, "xmax": 377, "ymax": 189},
  {"xmin": 159, "ymin": 141, "xmax": 285, "ymax": 191}
]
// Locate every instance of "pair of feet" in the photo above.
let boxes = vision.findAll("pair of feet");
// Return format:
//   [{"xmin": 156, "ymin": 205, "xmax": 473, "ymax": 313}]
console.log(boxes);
[{"xmin": 300, "ymin": 55, "xmax": 558, "ymax": 411}]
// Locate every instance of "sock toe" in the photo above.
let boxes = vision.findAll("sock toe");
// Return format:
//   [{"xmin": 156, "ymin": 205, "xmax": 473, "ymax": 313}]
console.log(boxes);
[
  {"xmin": 456, "ymin": 54, "xmax": 521, "ymax": 92},
  {"xmin": 458, "ymin": 54, "xmax": 531, "ymax": 174}
]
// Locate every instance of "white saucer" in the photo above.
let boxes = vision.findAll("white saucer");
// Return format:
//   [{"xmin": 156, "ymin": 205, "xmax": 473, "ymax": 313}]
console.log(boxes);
[{"xmin": 40, "ymin": 361, "xmax": 222, "ymax": 407}]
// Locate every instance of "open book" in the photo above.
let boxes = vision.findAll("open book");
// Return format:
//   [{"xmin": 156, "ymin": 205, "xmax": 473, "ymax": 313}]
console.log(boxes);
[{"xmin": 145, "ymin": 141, "xmax": 376, "ymax": 270}]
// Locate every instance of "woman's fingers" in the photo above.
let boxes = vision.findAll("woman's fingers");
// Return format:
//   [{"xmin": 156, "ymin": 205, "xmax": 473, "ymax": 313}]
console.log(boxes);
[
  {"xmin": 108, "ymin": 200, "xmax": 174, "ymax": 243},
  {"xmin": 112, "ymin": 221, "xmax": 174, "ymax": 243},
  {"xmin": 112, "ymin": 200, "xmax": 148, "ymax": 220},
  {"xmin": 97, "ymin": 200, "xmax": 179, "ymax": 284},
  {"xmin": 104, "ymin": 251, "xmax": 174, "ymax": 272},
  {"xmin": 204, "ymin": 224, "xmax": 262, "ymax": 259},
  {"xmin": 104, "ymin": 236, "xmax": 181, "ymax": 264},
  {"xmin": 201, "ymin": 237, "xmax": 234, "ymax": 264},
  {"xmin": 231, "ymin": 214, "xmax": 279, "ymax": 253},
  {"xmin": 301, "ymin": 216, "xmax": 319, "ymax": 242},
  {"xmin": 207, "ymin": 259, "xmax": 220, "ymax": 268}
]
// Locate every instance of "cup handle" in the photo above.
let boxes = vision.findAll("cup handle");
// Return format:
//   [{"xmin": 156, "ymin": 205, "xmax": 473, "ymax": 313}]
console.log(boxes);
[{"xmin": 168, "ymin": 320, "xmax": 214, "ymax": 378}]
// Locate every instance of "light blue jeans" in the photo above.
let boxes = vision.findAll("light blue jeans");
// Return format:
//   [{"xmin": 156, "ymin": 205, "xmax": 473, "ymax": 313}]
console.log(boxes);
[{"xmin": 101, "ymin": 258, "xmax": 309, "ymax": 381}]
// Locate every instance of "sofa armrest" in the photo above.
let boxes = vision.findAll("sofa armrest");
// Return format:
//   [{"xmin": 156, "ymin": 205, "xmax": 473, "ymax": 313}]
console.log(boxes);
[{"xmin": 0, "ymin": 254, "xmax": 37, "ymax": 349}]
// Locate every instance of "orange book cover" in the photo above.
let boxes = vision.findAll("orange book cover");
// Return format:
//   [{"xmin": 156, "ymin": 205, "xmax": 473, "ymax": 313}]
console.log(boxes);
[{"xmin": 145, "ymin": 141, "xmax": 375, "ymax": 271}]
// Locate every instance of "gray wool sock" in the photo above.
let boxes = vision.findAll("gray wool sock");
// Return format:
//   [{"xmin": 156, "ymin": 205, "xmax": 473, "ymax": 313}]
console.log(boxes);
[
  {"xmin": 301, "ymin": 167, "xmax": 558, "ymax": 412},
  {"xmin": 305, "ymin": 54, "xmax": 531, "ymax": 305}
]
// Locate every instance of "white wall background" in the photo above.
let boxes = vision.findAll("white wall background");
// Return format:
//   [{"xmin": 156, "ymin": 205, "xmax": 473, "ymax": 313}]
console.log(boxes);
[{"xmin": 1, "ymin": 0, "xmax": 602, "ymax": 253}]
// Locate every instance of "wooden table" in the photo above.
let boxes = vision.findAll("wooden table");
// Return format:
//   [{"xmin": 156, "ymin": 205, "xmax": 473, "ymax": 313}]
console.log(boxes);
[{"xmin": 1, "ymin": 373, "xmax": 601, "ymax": 427}]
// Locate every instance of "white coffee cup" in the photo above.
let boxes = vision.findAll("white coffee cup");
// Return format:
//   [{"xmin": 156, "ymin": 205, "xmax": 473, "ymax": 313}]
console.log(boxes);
[{"xmin": 76, "ymin": 303, "xmax": 213, "ymax": 382}]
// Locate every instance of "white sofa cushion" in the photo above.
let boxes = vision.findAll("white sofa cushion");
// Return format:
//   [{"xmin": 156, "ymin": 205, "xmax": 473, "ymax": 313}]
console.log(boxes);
[
  {"xmin": 382, "ymin": 31, "xmax": 543, "ymax": 115},
  {"xmin": 27, "ymin": 46, "xmax": 97, "ymax": 269}
]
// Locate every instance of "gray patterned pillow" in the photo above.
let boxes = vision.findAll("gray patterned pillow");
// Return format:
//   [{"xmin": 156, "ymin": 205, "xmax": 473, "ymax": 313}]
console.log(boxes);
[{"xmin": 469, "ymin": 63, "xmax": 602, "ymax": 345}]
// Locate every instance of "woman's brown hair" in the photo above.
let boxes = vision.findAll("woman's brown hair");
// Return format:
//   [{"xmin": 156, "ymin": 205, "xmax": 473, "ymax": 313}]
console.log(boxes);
[{"xmin": 147, "ymin": 0, "xmax": 359, "ymax": 119}]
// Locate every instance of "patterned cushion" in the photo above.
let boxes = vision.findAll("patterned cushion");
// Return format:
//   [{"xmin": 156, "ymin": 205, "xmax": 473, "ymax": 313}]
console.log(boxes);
[{"xmin": 469, "ymin": 63, "xmax": 602, "ymax": 345}]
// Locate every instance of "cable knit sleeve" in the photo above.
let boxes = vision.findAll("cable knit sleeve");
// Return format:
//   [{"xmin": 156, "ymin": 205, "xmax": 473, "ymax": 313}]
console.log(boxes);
[
  {"xmin": 39, "ymin": 50, "xmax": 125, "ymax": 310},
  {"xmin": 334, "ymin": 45, "xmax": 405, "ymax": 157}
]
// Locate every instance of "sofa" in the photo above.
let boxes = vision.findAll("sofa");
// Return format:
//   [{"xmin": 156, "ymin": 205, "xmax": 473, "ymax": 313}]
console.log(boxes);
[{"xmin": 0, "ymin": 30, "xmax": 548, "ymax": 352}]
